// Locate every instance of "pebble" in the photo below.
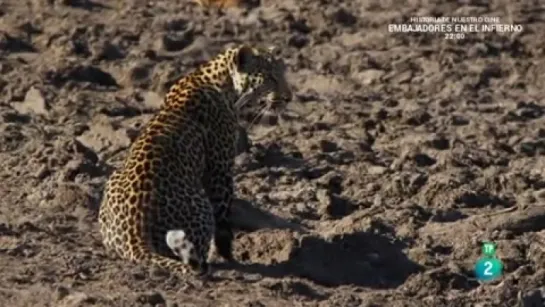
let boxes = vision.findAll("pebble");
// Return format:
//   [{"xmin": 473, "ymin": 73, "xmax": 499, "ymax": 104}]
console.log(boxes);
[{"xmin": 12, "ymin": 87, "xmax": 48, "ymax": 115}]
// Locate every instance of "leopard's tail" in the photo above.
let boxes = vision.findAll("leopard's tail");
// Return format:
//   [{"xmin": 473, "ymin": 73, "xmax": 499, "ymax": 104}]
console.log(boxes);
[
  {"xmin": 147, "ymin": 253, "xmax": 193, "ymax": 276},
  {"xmin": 131, "ymin": 245, "xmax": 194, "ymax": 277}
]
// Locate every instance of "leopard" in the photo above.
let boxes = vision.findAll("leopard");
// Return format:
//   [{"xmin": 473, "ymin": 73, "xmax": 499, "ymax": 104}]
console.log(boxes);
[{"xmin": 98, "ymin": 44, "xmax": 292, "ymax": 277}]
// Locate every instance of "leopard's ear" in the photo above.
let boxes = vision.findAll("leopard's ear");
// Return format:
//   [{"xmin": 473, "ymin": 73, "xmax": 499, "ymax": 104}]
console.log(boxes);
[{"xmin": 235, "ymin": 45, "xmax": 256, "ymax": 72}]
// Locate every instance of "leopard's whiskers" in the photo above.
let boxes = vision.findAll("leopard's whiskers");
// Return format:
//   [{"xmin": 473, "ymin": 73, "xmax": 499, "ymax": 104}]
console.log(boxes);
[{"xmin": 248, "ymin": 103, "xmax": 271, "ymax": 131}]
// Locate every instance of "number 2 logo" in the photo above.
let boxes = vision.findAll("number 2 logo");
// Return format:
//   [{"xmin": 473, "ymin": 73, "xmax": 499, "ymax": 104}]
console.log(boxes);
[{"xmin": 483, "ymin": 261, "xmax": 493, "ymax": 276}]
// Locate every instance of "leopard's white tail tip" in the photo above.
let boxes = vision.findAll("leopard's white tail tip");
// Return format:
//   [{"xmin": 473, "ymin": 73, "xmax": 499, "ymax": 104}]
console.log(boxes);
[{"xmin": 166, "ymin": 230, "xmax": 194, "ymax": 265}]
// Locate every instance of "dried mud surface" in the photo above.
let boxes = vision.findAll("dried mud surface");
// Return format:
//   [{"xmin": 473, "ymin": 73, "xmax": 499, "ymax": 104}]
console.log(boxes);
[{"xmin": 1, "ymin": 1, "xmax": 545, "ymax": 306}]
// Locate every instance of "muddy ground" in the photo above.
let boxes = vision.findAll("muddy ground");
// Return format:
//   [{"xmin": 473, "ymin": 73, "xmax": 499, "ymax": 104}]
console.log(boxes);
[{"xmin": 1, "ymin": 0, "xmax": 545, "ymax": 306}]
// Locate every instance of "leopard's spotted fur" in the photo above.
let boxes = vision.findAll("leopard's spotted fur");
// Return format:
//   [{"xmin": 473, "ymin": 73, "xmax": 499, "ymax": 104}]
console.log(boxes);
[{"xmin": 98, "ymin": 45, "xmax": 292, "ymax": 276}]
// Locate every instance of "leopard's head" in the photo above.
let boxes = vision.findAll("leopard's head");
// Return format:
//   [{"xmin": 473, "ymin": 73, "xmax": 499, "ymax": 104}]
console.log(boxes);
[{"xmin": 230, "ymin": 45, "xmax": 292, "ymax": 112}]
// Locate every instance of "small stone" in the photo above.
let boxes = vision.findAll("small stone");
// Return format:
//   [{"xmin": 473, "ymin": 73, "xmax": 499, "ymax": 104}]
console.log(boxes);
[
  {"xmin": 295, "ymin": 202, "xmax": 308, "ymax": 213},
  {"xmin": 245, "ymin": 273, "xmax": 263, "ymax": 282},
  {"xmin": 393, "ymin": 70, "xmax": 413, "ymax": 84},
  {"xmin": 355, "ymin": 69, "xmax": 384, "ymax": 86},
  {"xmin": 367, "ymin": 165, "xmax": 387, "ymax": 175},
  {"xmin": 12, "ymin": 86, "xmax": 48, "ymax": 115},
  {"xmin": 373, "ymin": 194, "xmax": 383, "ymax": 206},
  {"xmin": 142, "ymin": 91, "xmax": 163, "ymax": 110}
]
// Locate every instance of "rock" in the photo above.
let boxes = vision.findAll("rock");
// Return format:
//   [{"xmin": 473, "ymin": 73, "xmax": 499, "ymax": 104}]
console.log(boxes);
[
  {"xmin": 392, "ymin": 70, "xmax": 413, "ymax": 84},
  {"xmin": 76, "ymin": 121, "xmax": 132, "ymax": 158},
  {"xmin": 368, "ymin": 165, "xmax": 387, "ymax": 175},
  {"xmin": 12, "ymin": 87, "xmax": 48, "ymax": 115},
  {"xmin": 142, "ymin": 91, "xmax": 163, "ymax": 110},
  {"xmin": 354, "ymin": 69, "xmax": 384, "ymax": 86}
]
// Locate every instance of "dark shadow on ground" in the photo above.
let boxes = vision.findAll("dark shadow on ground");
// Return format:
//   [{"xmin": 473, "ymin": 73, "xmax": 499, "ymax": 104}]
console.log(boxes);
[
  {"xmin": 215, "ymin": 231, "xmax": 422, "ymax": 289},
  {"xmin": 230, "ymin": 198, "xmax": 308, "ymax": 233}
]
